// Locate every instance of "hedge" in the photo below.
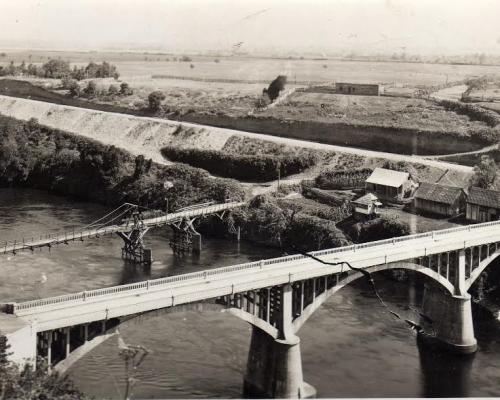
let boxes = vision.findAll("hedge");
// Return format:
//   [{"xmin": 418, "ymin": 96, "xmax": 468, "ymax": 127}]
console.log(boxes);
[{"xmin": 161, "ymin": 146, "xmax": 320, "ymax": 181}]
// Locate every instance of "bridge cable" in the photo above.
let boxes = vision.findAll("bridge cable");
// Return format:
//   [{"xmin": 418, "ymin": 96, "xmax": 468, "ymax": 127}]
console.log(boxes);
[{"xmin": 298, "ymin": 250, "xmax": 428, "ymax": 333}]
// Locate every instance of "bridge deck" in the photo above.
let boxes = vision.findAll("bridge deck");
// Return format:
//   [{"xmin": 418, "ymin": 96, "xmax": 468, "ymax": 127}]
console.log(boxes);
[
  {"xmin": 8, "ymin": 219, "xmax": 500, "ymax": 332},
  {"xmin": 0, "ymin": 202, "xmax": 244, "ymax": 254}
]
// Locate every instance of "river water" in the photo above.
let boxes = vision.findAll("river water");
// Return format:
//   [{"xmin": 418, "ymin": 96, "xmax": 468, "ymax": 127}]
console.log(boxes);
[{"xmin": 1, "ymin": 188, "xmax": 500, "ymax": 398}]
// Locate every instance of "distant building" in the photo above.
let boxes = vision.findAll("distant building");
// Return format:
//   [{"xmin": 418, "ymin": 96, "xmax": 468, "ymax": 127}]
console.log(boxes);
[
  {"xmin": 365, "ymin": 168, "xmax": 412, "ymax": 202},
  {"xmin": 413, "ymin": 182, "xmax": 465, "ymax": 217},
  {"xmin": 466, "ymin": 187, "xmax": 500, "ymax": 222},
  {"xmin": 352, "ymin": 193, "xmax": 382, "ymax": 220},
  {"xmin": 335, "ymin": 82, "xmax": 381, "ymax": 96}
]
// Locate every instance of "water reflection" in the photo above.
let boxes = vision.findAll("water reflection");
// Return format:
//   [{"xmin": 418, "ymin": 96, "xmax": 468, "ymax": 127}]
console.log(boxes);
[{"xmin": 418, "ymin": 341, "xmax": 475, "ymax": 397}]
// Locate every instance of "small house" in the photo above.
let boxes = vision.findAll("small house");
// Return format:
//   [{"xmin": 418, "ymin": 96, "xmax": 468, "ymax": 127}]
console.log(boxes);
[
  {"xmin": 365, "ymin": 168, "xmax": 412, "ymax": 202},
  {"xmin": 335, "ymin": 82, "xmax": 381, "ymax": 96},
  {"xmin": 352, "ymin": 193, "xmax": 382, "ymax": 220},
  {"xmin": 413, "ymin": 182, "xmax": 465, "ymax": 217},
  {"xmin": 466, "ymin": 187, "xmax": 500, "ymax": 222}
]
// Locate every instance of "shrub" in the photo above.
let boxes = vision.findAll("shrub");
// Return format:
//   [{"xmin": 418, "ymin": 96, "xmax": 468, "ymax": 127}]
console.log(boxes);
[
  {"xmin": 161, "ymin": 146, "xmax": 320, "ymax": 181},
  {"xmin": 315, "ymin": 168, "xmax": 372, "ymax": 189},
  {"xmin": 65, "ymin": 79, "xmax": 80, "ymax": 97},
  {"xmin": 148, "ymin": 90, "xmax": 166, "ymax": 111},
  {"xmin": 437, "ymin": 99, "xmax": 500, "ymax": 127},
  {"xmin": 264, "ymin": 75, "xmax": 287, "ymax": 102},
  {"xmin": 108, "ymin": 84, "xmax": 119, "ymax": 97},
  {"xmin": 120, "ymin": 82, "xmax": 133, "ymax": 96},
  {"xmin": 349, "ymin": 215, "xmax": 410, "ymax": 243},
  {"xmin": 83, "ymin": 80, "xmax": 97, "ymax": 98}
]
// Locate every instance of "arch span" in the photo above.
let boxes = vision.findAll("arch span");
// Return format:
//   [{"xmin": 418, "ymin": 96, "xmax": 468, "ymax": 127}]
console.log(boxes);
[
  {"xmin": 466, "ymin": 248, "xmax": 500, "ymax": 291},
  {"xmin": 293, "ymin": 261, "xmax": 455, "ymax": 333}
]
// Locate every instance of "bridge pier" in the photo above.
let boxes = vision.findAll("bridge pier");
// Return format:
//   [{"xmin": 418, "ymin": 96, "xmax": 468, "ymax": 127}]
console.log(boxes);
[
  {"xmin": 243, "ymin": 326, "xmax": 316, "ymax": 399},
  {"xmin": 420, "ymin": 285, "xmax": 477, "ymax": 354}
]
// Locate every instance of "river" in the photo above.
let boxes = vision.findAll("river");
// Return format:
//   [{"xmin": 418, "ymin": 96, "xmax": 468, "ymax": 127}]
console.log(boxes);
[{"xmin": 1, "ymin": 188, "xmax": 500, "ymax": 398}]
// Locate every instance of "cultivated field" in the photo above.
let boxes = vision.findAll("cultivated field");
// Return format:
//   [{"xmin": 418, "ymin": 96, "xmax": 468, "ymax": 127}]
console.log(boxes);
[{"xmin": 262, "ymin": 91, "xmax": 491, "ymax": 133}]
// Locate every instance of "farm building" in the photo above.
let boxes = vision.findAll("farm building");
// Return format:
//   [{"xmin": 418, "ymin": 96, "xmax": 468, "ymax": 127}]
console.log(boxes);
[
  {"xmin": 466, "ymin": 187, "xmax": 500, "ymax": 222},
  {"xmin": 365, "ymin": 168, "xmax": 413, "ymax": 202},
  {"xmin": 352, "ymin": 193, "xmax": 382, "ymax": 220},
  {"xmin": 413, "ymin": 182, "xmax": 465, "ymax": 217},
  {"xmin": 335, "ymin": 82, "xmax": 381, "ymax": 96}
]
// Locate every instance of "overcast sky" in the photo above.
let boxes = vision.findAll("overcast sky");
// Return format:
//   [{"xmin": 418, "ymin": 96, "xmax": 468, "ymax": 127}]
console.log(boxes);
[{"xmin": 1, "ymin": 0, "xmax": 499, "ymax": 55}]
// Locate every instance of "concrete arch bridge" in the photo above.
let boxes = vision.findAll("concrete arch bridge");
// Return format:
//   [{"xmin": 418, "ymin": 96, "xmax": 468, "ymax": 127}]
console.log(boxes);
[{"xmin": 2, "ymin": 220, "xmax": 500, "ymax": 398}]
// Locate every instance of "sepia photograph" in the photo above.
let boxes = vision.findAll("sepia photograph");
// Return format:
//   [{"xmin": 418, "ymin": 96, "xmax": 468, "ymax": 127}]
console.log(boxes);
[{"xmin": 1, "ymin": 0, "xmax": 500, "ymax": 398}]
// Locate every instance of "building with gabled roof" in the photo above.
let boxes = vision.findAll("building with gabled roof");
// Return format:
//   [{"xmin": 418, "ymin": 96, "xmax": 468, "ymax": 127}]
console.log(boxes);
[
  {"xmin": 414, "ymin": 182, "xmax": 465, "ymax": 217},
  {"xmin": 352, "ymin": 193, "xmax": 382, "ymax": 219},
  {"xmin": 466, "ymin": 186, "xmax": 500, "ymax": 222},
  {"xmin": 365, "ymin": 168, "xmax": 413, "ymax": 202}
]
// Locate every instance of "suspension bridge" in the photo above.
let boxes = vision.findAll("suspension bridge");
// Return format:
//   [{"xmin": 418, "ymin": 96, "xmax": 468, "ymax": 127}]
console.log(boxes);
[{"xmin": 0, "ymin": 201, "xmax": 245, "ymax": 262}]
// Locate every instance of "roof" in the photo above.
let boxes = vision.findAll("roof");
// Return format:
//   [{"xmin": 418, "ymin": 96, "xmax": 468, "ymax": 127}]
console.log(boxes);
[
  {"xmin": 335, "ymin": 82, "xmax": 380, "ymax": 87},
  {"xmin": 353, "ymin": 193, "xmax": 381, "ymax": 206},
  {"xmin": 467, "ymin": 186, "xmax": 500, "ymax": 208},
  {"xmin": 365, "ymin": 168, "xmax": 410, "ymax": 188},
  {"xmin": 414, "ymin": 182, "xmax": 463, "ymax": 205}
]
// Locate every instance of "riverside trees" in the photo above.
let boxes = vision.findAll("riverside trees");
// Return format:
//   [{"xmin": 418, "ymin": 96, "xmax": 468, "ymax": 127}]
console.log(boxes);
[{"xmin": 0, "ymin": 336, "xmax": 89, "ymax": 400}]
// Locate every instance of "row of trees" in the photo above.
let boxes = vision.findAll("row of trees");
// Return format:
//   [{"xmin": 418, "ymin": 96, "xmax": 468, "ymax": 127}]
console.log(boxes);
[
  {"xmin": 0, "ymin": 59, "xmax": 119, "ymax": 80},
  {"xmin": 64, "ymin": 79, "xmax": 133, "ymax": 99}
]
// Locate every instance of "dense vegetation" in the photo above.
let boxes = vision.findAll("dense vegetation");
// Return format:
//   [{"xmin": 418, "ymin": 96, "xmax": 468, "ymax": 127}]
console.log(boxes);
[
  {"xmin": 437, "ymin": 99, "xmax": 500, "ymax": 128},
  {"xmin": 0, "ymin": 115, "xmax": 244, "ymax": 209},
  {"xmin": 161, "ymin": 146, "xmax": 321, "ymax": 181},
  {"xmin": 0, "ymin": 60, "xmax": 119, "ymax": 80},
  {"xmin": 230, "ymin": 194, "xmax": 350, "ymax": 251},
  {"xmin": 347, "ymin": 216, "xmax": 411, "ymax": 243},
  {"xmin": 314, "ymin": 168, "xmax": 372, "ymax": 189},
  {"xmin": 0, "ymin": 336, "xmax": 88, "ymax": 399}
]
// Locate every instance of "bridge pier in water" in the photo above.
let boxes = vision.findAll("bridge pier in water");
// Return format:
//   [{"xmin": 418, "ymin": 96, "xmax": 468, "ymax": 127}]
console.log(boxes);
[
  {"xmin": 419, "ymin": 248, "xmax": 477, "ymax": 354},
  {"xmin": 244, "ymin": 327, "xmax": 315, "ymax": 399},
  {"xmin": 420, "ymin": 287, "xmax": 477, "ymax": 354},
  {"xmin": 233, "ymin": 283, "xmax": 316, "ymax": 399}
]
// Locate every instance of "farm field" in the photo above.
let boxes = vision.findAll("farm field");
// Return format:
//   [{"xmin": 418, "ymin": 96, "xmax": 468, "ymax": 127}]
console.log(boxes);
[{"xmin": 260, "ymin": 91, "xmax": 491, "ymax": 134}]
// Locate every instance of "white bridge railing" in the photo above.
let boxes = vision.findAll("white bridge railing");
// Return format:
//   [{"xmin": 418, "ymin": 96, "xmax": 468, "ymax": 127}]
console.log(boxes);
[{"xmin": 8, "ymin": 219, "xmax": 500, "ymax": 314}]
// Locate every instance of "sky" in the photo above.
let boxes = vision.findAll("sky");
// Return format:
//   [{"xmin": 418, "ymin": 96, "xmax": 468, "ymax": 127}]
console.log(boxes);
[{"xmin": 1, "ymin": 0, "xmax": 499, "ymax": 55}]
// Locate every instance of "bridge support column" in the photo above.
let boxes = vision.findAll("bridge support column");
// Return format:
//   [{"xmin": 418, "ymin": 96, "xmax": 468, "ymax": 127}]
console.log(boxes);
[
  {"xmin": 420, "ymin": 285, "xmax": 477, "ymax": 354},
  {"xmin": 243, "ymin": 326, "xmax": 316, "ymax": 399},
  {"xmin": 192, "ymin": 233, "xmax": 202, "ymax": 254}
]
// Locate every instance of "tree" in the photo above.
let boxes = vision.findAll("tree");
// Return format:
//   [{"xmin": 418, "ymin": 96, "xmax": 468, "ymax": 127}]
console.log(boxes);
[
  {"xmin": 108, "ymin": 84, "xmax": 119, "ymax": 97},
  {"xmin": 147, "ymin": 91, "xmax": 166, "ymax": 112},
  {"xmin": 470, "ymin": 155, "xmax": 498, "ymax": 189},
  {"xmin": 264, "ymin": 75, "xmax": 287, "ymax": 102},
  {"xmin": 68, "ymin": 80, "xmax": 81, "ymax": 97},
  {"xmin": 0, "ymin": 335, "xmax": 89, "ymax": 400},
  {"xmin": 120, "ymin": 82, "xmax": 133, "ymax": 96},
  {"xmin": 83, "ymin": 80, "xmax": 98, "ymax": 98},
  {"xmin": 41, "ymin": 59, "xmax": 70, "ymax": 78}
]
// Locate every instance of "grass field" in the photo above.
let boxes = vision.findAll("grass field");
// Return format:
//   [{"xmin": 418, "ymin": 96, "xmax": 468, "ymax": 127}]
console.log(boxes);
[{"xmin": 260, "ymin": 91, "xmax": 493, "ymax": 134}]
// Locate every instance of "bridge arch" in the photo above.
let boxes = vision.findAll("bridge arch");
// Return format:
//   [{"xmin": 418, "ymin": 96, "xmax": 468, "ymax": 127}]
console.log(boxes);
[
  {"xmin": 292, "ymin": 261, "xmax": 455, "ymax": 333},
  {"xmin": 465, "ymin": 246, "xmax": 500, "ymax": 291}
]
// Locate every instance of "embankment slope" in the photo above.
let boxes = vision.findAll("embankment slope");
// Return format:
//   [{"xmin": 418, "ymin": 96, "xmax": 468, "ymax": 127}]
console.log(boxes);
[{"xmin": 0, "ymin": 95, "xmax": 473, "ymax": 175}]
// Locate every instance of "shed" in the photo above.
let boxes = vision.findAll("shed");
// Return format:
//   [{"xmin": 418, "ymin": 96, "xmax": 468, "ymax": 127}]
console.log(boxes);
[
  {"xmin": 413, "ymin": 182, "xmax": 465, "ymax": 217},
  {"xmin": 352, "ymin": 193, "xmax": 382, "ymax": 219},
  {"xmin": 365, "ymin": 168, "xmax": 412, "ymax": 202},
  {"xmin": 466, "ymin": 187, "xmax": 500, "ymax": 222},
  {"xmin": 335, "ymin": 82, "xmax": 381, "ymax": 96}
]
